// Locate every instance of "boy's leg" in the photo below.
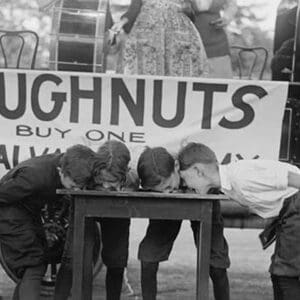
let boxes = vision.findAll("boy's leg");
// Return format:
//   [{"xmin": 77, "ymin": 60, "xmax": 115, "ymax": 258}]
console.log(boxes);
[
  {"xmin": 269, "ymin": 194, "xmax": 300, "ymax": 300},
  {"xmin": 141, "ymin": 261, "xmax": 159, "ymax": 300},
  {"xmin": 191, "ymin": 200, "xmax": 230, "ymax": 300},
  {"xmin": 54, "ymin": 223, "xmax": 73, "ymax": 300},
  {"xmin": 0, "ymin": 207, "xmax": 47, "ymax": 300},
  {"xmin": 271, "ymin": 275, "xmax": 300, "ymax": 300},
  {"xmin": 209, "ymin": 266, "xmax": 230, "ymax": 300},
  {"xmin": 13, "ymin": 264, "xmax": 47, "ymax": 300},
  {"xmin": 105, "ymin": 267, "xmax": 125, "ymax": 300},
  {"xmin": 138, "ymin": 219, "xmax": 182, "ymax": 300},
  {"xmin": 99, "ymin": 217, "xmax": 131, "ymax": 300}
]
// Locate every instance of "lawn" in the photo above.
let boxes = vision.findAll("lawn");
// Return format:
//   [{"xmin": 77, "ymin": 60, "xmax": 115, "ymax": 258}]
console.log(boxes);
[{"xmin": 0, "ymin": 220, "xmax": 274, "ymax": 300}]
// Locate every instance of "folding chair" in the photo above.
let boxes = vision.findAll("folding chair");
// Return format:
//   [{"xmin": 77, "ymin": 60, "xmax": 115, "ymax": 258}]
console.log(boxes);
[
  {"xmin": 0, "ymin": 30, "xmax": 39, "ymax": 69},
  {"xmin": 230, "ymin": 46, "xmax": 268, "ymax": 80}
]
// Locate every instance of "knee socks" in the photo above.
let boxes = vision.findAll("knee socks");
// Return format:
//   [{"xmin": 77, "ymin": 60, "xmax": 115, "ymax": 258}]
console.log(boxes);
[{"xmin": 141, "ymin": 261, "xmax": 159, "ymax": 300}]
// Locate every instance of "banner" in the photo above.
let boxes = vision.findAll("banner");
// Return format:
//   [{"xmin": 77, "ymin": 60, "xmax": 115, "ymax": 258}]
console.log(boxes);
[{"xmin": 0, "ymin": 69, "xmax": 288, "ymax": 175}]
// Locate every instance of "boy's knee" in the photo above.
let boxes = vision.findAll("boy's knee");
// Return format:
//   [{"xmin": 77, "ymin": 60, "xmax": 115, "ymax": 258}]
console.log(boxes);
[
  {"xmin": 142, "ymin": 261, "xmax": 159, "ymax": 272},
  {"xmin": 209, "ymin": 266, "xmax": 227, "ymax": 281}
]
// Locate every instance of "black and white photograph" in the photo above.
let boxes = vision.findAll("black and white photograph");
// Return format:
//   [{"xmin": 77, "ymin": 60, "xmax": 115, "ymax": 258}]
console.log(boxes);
[{"xmin": 0, "ymin": 0, "xmax": 299, "ymax": 299}]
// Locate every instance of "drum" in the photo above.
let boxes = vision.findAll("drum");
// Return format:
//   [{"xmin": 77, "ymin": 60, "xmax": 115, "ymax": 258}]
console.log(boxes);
[{"xmin": 49, "ymin": 0, "xmax": 110, "ymax": 72}]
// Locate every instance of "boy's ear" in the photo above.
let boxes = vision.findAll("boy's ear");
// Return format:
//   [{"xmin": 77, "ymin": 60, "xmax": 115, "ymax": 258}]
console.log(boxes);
[
  {"xmin": 174, "ymin": 160, "xmax": 180, "ymax": 172},
  {"xmin": 57, "ymin": 167, "xmax": 62, "ymax": 175},
  {"xmin": 193, "ymin": 163, "xmax": 204, "ymax": 177}
]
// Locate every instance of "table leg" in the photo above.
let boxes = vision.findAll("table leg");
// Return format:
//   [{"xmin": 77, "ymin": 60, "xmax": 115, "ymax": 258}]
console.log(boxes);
[
  {"xmin": 72, "ymin": 199, "xmax": 95, "ymax": 300},
  {"xmin": 196, "ymin": 208, "xmax": 212, "ymax": 300}
]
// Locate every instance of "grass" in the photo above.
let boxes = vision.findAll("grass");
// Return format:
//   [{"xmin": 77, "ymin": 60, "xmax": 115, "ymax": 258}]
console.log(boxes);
[{"xmin": 0, "ymin": 220, "xmax": 274, "ymax": 299}]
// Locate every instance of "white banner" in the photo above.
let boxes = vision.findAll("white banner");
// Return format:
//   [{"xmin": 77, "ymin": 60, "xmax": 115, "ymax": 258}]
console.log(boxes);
[{"xmin": 0, "ymin": 69, "xmax": 288, "ymax": 175}]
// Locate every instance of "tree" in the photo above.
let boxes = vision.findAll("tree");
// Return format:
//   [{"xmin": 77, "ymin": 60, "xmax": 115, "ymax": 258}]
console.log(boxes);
[
  {"xmin": 228, "ymin": 1, "xmax": 274, "ymax": 79},
  {"xmin": 0, "ymin": 0, "xmax": 51, "ymax": 69}
]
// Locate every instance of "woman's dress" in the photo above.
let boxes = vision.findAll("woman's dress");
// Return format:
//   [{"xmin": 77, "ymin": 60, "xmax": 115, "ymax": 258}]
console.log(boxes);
[{"xmin": 117, "ymin": 0, "xmax": 209, "ymax": 77}]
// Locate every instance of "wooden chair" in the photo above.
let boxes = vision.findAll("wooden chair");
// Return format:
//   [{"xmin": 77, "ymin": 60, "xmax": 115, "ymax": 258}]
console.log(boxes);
[
  {"xmin": 0, "ymin": 30, "xmax": 39, "ymax": 69},
  {"xmin": 230, "ymin": 46, "xmax": 268, "ymax": 80}
]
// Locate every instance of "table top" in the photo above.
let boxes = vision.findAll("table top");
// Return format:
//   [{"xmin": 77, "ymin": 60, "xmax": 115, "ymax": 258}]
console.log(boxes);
[{"xmin": 57, "ymin": 189, "xmax": 228, "ymax": 201}]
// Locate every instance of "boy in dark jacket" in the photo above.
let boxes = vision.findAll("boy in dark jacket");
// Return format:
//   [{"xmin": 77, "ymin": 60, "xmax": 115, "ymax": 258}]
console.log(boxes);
[{"xmin": 0, "ymin": 144, "xmax": 103, "ymax": 300}]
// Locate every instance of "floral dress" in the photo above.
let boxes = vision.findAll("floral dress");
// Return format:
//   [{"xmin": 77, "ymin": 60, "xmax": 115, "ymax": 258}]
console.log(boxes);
[{"xmin": 117, "ymin": 0, "xmax": 209, "ymax": 77}]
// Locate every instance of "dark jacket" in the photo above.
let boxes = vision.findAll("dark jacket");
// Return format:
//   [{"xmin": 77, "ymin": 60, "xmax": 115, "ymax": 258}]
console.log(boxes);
[
  {"xmin": 273, "ymin": 6, "xmax": 297, "ymax": 54},
  {"xmin": 193, "ymin": 0, "xmax": 230, "ymax": 58},
  {"xmin": 0, "ymin": 153, "xmax": 63, "ymax": 217}
]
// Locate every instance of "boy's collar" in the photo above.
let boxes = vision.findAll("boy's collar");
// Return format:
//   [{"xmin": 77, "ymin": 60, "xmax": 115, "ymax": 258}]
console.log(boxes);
[{"xmin": 219, "ymin": 164, "xmax": 232, "ymax": 191}]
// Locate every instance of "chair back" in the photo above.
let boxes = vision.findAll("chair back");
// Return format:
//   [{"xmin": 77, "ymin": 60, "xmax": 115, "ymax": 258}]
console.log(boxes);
[
  {"xmin": 230, "ymin": 46, "xmax": 268, "ymax": 80},
  {"xmin": 0, "ymin": 30, "xmax": 39, "ymax": 69}
]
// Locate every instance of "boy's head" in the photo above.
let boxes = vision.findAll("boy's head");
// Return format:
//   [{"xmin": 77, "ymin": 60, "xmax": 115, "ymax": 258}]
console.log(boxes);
[
  {"xmin": 178, "ymin": 142, "xmax": 219, "ymax": 194},
  {"xmin": 137, "ymin": 147, "xmax": 180, "ymax": 193},
  {"xmin": 94, "ymin": 140, "xmax": 131, "ymax": 191},
  {"xmin": 59, "ymin": 144, "xmax": 101, "ymax": 189}
]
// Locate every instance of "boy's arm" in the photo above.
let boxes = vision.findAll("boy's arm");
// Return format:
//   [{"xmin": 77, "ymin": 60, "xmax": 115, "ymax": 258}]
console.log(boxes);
[
  {"xmin": 287, "ymin": 171, "xmax": 300, "ymax": 189},
  {"xmin": 0, "ymin": 167, "xmax": 39, "ymax": 205},
  {"xmin": 123, "ymin": 169, "xmax": 140, "ymax": 191}
]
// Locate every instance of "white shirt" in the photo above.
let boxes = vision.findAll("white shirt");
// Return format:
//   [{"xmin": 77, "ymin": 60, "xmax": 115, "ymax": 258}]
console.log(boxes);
[{"xmin": 219, "ymin": 160, "xmax": 300, "ymax": 218}]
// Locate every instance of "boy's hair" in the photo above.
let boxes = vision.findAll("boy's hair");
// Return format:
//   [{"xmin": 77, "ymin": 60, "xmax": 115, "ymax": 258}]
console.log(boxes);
[
  {"xmin": 96, "ymin": 140, "xmax": 130, "ymax": 183},
  {"xmin": 178, "ymin": 142, "xmax": 217, "ymax": 171},
  {"xmin": 60, "ymin": 144, "xmax": 102, "ymax": 187},
  {"xmin": 137, "ymin": 147, "xmax": 175, "ymax": 188}
]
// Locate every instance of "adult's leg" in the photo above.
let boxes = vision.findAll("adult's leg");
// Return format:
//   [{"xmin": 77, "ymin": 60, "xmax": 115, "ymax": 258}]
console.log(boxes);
[
  {"xmin": 207, "ymin": 56, "xmax": 233, "ymax": 79},
  {"xmin": 138, "ymin": 219, "xmax": 182, "ymax": 300},
  {"xmin": 100, "ymin": 218, "xmax": 131, "ymax": 300}
]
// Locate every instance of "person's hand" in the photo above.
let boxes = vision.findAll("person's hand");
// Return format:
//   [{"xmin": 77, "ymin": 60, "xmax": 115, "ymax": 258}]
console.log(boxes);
[
  {"xmin": 45, "ymin": 231, "xmax": 59, "ymax": 248},
  {"xmin": 107, "ymin": 29, "xmax": 118, "ymax": 46},
  {"xmin": 209, "ymin": 16, "xmax": 230, "ymax": 29},
  {"xmin": 281, "ymin": 67, "xmax": 292, "ymax": 74},
  {"xmin": 111, "ymin": 18, "xmax": 129, "ymax": 34}
]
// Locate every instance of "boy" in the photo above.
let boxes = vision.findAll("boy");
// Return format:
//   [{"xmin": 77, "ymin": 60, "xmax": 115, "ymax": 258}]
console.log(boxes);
[
  {"xmin": 178, "ymin": 142, "xmax": 300, "ymax": 300},
  {"xmin": 0, "ymin": 144, "xmax": 102, "ymax": 300},
  {"xmin": 54, "ymin": 140, "xmax": 139, "ymax": 300},
  {"xmin": 137, "ymin": 147, "xmax": 230, "ymax": 300}
]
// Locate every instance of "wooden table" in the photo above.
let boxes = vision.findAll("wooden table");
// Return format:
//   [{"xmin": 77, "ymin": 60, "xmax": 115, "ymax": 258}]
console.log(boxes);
[{"xmin": 57, "ymin": 190, "xmax": 225, "ymax": 300}]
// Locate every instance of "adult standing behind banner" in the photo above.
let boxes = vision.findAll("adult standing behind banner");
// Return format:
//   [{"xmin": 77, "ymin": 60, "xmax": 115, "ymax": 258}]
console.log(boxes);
[
  {"xmin": 191, "ymin": 0, "xmax": 237, "ymax": 79},
  {"xmin": 111, "ymin": 0, "xmax": 209, "ymax": 77},
  {"xmin": 271, "ymin": 5, "xmax": 298, "ymax": 81}
]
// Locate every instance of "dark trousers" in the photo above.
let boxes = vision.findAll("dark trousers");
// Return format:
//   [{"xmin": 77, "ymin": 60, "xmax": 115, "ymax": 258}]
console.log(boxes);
[
  {"xmin": 0, "ymin": 206, "xmax": 47, "ymax": 300},
  {"xmin": 271, "ymin": 274, "xmax": 300, "ymax": 300},
  {"xmin": 139, "ymin": 201, "xmax": 230, "ymax": 300}
]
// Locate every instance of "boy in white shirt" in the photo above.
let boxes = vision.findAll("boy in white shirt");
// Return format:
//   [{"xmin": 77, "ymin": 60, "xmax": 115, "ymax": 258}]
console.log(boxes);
[{"xmin": 178, "ymin": 142, "xmax": 300, "ymax": 300}]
